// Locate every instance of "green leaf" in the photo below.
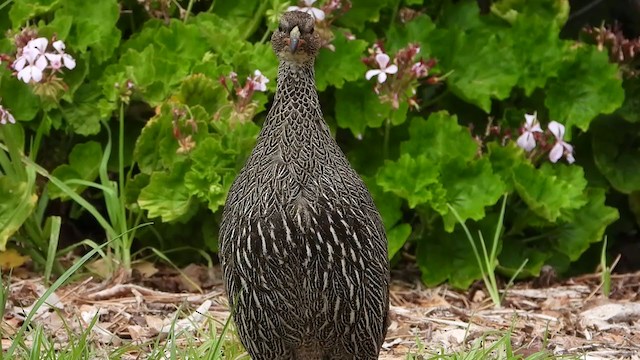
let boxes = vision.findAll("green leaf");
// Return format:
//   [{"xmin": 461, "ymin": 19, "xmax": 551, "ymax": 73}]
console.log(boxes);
[
  {"xmin": 387, "ymin": 223, "xmax": 411, "ymax": 259},
  {"xmin": 184, "ymin": 138, "xmax": 236, "ymax": 214},
  {"xmin": 617, "ymin": 78, "xmax": 640, "ymax": 123},
  {"xmin": 48, "ymin": 141, "xmax": 103, "ymax": 200},
  {"xmin": 491, "ymin": 0, "xmax": 569, "ymax": 27},
  {"xmin": 430, "ymin": 21, "xmax": 518, "ymax": 112},
  {"xmin": 124, "ymin": 173, "xmax": 150, "ymax": 206},
  {"xmin": 0, "ymin": 75, "xmax": 40, "ymax": 122},
  {"xmin": 554, "ymin": 188, "xmax": 619, "ymax": 261},
  {"xmin": 133, "ymin": 110, "xmax": 178, "ymax": 174},
  {"xmin": 376, "ymin": 154, "xmax": 444, "ymax": 209},
  {"xmin": 55, "ymin": 0, "xmax": 121, "ymax": 63},
  {"xmin": 513, "ymin": 163, "xmax": 587, "ymax": 222},
  {"xmin": 545, "ymin": 46, "xmax": 624, "ymax": 134},
  {"xmin": 511, "ymin": 15, "xmax": 566, "ymax": 95},
  {"xmin": 386, "ymin": 15, "xmax": 436, "ymax": 53},
  {"xmin": 60, "ymin": 84, "xmax": 103, "ymax": 136},
  {"xmin": 336, "ymin": 0, "xmax": 396, "ymax": 31},
  {"xmin": 334, "ymin": 82, "xmax": 398, "ymax": 137},
  {"xmin": 315, "ymin": 32, "xmax": 368, "ymax": 91},
  {"xmin": 177, "ymin": 74, "xmax": 228, "ymax": 116},
  {"xmin": 365, "ymin": 177, "xmax": 404, "ymax": 230},
  {"xmin": 487, "ymin": 142, "xmax": 526, "ymax": 191},
  {"xmin": 9, "ymin": 0, "xmax": 61, "ymax": 26},
  {"xmin": 439, "ymin": 158, "xmax": 505, "ymax": 232},
  {"xmin": 401, "ymin": 111, "xmax": 477, "ymax": 162},
  {"xmin": 138, "ymin": 162, "xmax": 196, "ymax": 223},
  {"xmin": 591, "ymin": 117, "xmax": 640, "ymax": 194},
  {"xmin": 416, "ymin": 216, "xmax": 500, "ymax": 289},
  {"xmin": 498, "ymin": 239, "xmax": 550, "ymax": 278},
  {"xmin": 0, "ymin": 177, "xmax": 37, "ymax": 251}
]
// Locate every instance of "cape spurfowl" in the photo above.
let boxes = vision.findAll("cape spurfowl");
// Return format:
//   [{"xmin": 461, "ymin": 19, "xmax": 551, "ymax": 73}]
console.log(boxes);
[{"xmin": 219, "ymin": 11, "xmax": 390, "ymax": 360}]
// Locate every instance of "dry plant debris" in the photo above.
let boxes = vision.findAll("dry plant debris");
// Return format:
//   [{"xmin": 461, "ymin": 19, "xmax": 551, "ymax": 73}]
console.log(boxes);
[{"xmin": 2, "ymin": 264, "xmax": 640, "ymax": 359}]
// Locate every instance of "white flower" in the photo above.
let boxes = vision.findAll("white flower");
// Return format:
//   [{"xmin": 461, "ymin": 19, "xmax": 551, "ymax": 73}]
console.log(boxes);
[
  {"xmin": 365, "ymin": 53, "xmax": 398, "ymax": 84},
  {"xmin": 249, "ymin": 70, "xmax": 269, "ymax": 92},
  {"xmin": 0, "ymin": 105, "xmax": 16, "ymax": 125},
  {"xmin": 288, "ymin": 0, "xmax": 325, "ymax": 21},
  {"xmin": 548, "ymin": 121, "xmax": 575, "ymax": 164},
  {"xmin": 28, "ymin": 37, "xmax": 49, "ymax": 55},
  {"xmin": 516, "ymin": 112, "xmax": 543, "ymax": 152},
  {"xmin": 13, "ymin": 47, "xmax": 47, "ymax": 83},
  {"xmin": 46, "ymin": 40, "xmax": 76, "ymax": 70}
]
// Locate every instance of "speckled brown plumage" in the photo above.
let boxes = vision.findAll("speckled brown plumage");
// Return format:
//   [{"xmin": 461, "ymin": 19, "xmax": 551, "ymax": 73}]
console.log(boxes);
[{"xmin": 219, "ymin": 11, "xmax": 390, "ymax": 360}]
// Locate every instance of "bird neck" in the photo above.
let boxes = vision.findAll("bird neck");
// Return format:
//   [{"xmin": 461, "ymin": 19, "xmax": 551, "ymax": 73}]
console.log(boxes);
[{"xmin": 263, "ymin": 60, "xmax": 323, "ymax": 129}]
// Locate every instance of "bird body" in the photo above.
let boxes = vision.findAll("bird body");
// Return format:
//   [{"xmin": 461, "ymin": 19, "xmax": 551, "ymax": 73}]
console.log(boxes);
[{"xmin": 219, "ymin": 11, "xmax": 389, "ymax": 360}]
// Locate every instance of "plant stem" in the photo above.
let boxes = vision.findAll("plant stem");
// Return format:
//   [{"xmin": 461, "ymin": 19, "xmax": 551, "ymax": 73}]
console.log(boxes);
[
  {"xmin": 242, "ymin": 0, "xmax": 270, "ymax": 40},
  {"xmin": 184, "ymin": 0, "xmax": 196, "ymax": 23},
  {"xmin": 118, "ymin": 103, "xmax": 131, "ymax": 270},
  {"xmin": 207, "ymin": 0, "xmax": 217, "ymax": 12},
  {"xmin": 383, "ymin": 118, "xmax": 391, "ymax": 159},
  {"xmin": 388, "ymin": 0, "xmax": 401, "ymax": 31}
]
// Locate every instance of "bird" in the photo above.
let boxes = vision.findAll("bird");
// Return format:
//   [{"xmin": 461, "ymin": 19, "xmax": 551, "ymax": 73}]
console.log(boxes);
[{"xmin": 219, "ymin": 11, "xmax": 390, "ymax": 360}]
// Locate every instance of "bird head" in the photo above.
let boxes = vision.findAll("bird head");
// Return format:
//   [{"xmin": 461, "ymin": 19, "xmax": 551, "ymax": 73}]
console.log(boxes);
[{"xmin": 272, "ymin": 11, "xmax": 321, "ymax": 64}]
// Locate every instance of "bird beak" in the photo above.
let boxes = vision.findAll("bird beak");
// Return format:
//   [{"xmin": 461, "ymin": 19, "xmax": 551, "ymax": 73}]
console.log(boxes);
[{"xmin": 289, "ymin": 26, "xmax": 301, "ymax": 52}]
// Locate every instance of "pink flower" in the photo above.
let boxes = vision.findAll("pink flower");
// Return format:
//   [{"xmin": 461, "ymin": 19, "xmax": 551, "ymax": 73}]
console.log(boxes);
[
  {"xmin": 45, "ymin": 40, "xmax": 76, "ymax": 70},
  {"xmin": 13, "ymin": 46, "xmax": 47, "ymax": 83},
  {"xmin": 548, "ymin": 121, "xmax": 575, "ymax": 163},
  {"xmin": 410, "ymin": 60, "xmax": 429, "ymax": 78},
  {"xmin": 516, "ymin": 112, "xmax": 543, "ymax": 152},
  {"xmin": 0, "ymin": 105, "xmax": 16, "ymax": 125},
  {"xmin": 288, "ymin": 0, "xmax": 325, "ymax": 21},
  {"xmin": 248, "ymin": 70, "xmax": 269, "ymax": 92},
  {"xmin": 365, "ymin": 53, "xmax": 398, "ymax": 83}
]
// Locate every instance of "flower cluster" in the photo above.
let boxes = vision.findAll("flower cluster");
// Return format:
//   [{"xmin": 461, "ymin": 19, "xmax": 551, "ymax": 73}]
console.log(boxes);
[
  {"xmin": 363, "ymin": 42, "xmax": 438, "ymax": 109},
  {"xmin": 287, "ymin": 0, "xmax": 352, "ymax": 51},
  {"xmin": 171, "ymin": 105, "xmax": 198, "ymax": 154},
  {"xmin": 0, "ymin": 104, "xmax": 16, "ymax": 125},
  {"xmin": 217, "ymin": 69, "xmax": 270, "ymax": 124},
  {"xmin": 11, "ymin": 37, "xmax": 76, "ymax": 84},
  {"xmin": 583, "ymin": 22, "xmax": 640, "ymax": 78},
  {"xmin": 516, "ymin": 112, "xmax": 575, "ymax": 164}
]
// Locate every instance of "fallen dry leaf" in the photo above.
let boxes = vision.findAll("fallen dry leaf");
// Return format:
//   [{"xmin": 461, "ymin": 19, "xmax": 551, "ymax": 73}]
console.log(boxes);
[{"xmin": 0, "ymin": 248, "xmax": 29, "ymax": 270}]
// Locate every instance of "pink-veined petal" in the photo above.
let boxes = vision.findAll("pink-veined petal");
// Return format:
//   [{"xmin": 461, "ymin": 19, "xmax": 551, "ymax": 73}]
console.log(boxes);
[
  {"xmin": 547, "ymin": 120, "xmax": 564, "ymax": 140},
  {"xmin": 365, "ymin": 69, "xmax": 381, "ymax": 80},
  {"xmin": 35, "ymin": 54, "xmax": 48, "ymax": 70},
  {"xmin": 516, "ymin": 132, "xmax": 536, "ymax": 152},
  {"xmin": 12, "ymin": 56, "xmax": 27, "ymax": 71},
  {"xmin": 309, "ymin": 7, "xmax": 325, "ymax": 20},
  {"xmin": 303, "ymin": 0, "xmax": 316, "ymax": 6},
  {"xmin": 30, "ymin": 66, "xmax": 43, "ymax": 82},
  {"xmin": 17, "ymin": 68, "xmax": 32, "ymax": 83},
  {"xmin": 46, "ymin": 53, "xmax": 62, "ymax": 69},
  {"xmin": 530, "ymin": 123, "xmax": 543, "ymax": 133},
  {"xmin": 566, "ymin": 152, "xmax": 575, "ymax": 164},
  {"xmin": 524, "ymin": 112, "xmax": 536, "ymax": 127},
  {"xmin": 549, "ymin": 143, "xmax": 563, "ymax": 163},
  {"xmin": 53, "ymin": 40, "xmax": 66, "ymax": 53},
  {"xmin": 377, "ymin": 71, "xmax": 387, "ymax": 83},
  {"xmin": 385, "ymin": 64, "xmax": 398, "ymax": 75},
  {"xmin": 29, "ymin": 37, "xmax": 48, "ymax": 53},
  {"xmin": 375, "ymin": 53, "xmax": 390, "ymax": 69},
  {"xmin": 62, "ymin": 54, "xmax": 76, "ymax": 69}
]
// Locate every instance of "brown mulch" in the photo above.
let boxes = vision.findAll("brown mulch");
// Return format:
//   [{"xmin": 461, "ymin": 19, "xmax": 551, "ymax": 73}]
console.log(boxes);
[{"xmin": 2, "ymin": 262, "xmax": 640, "ymax": 359}]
